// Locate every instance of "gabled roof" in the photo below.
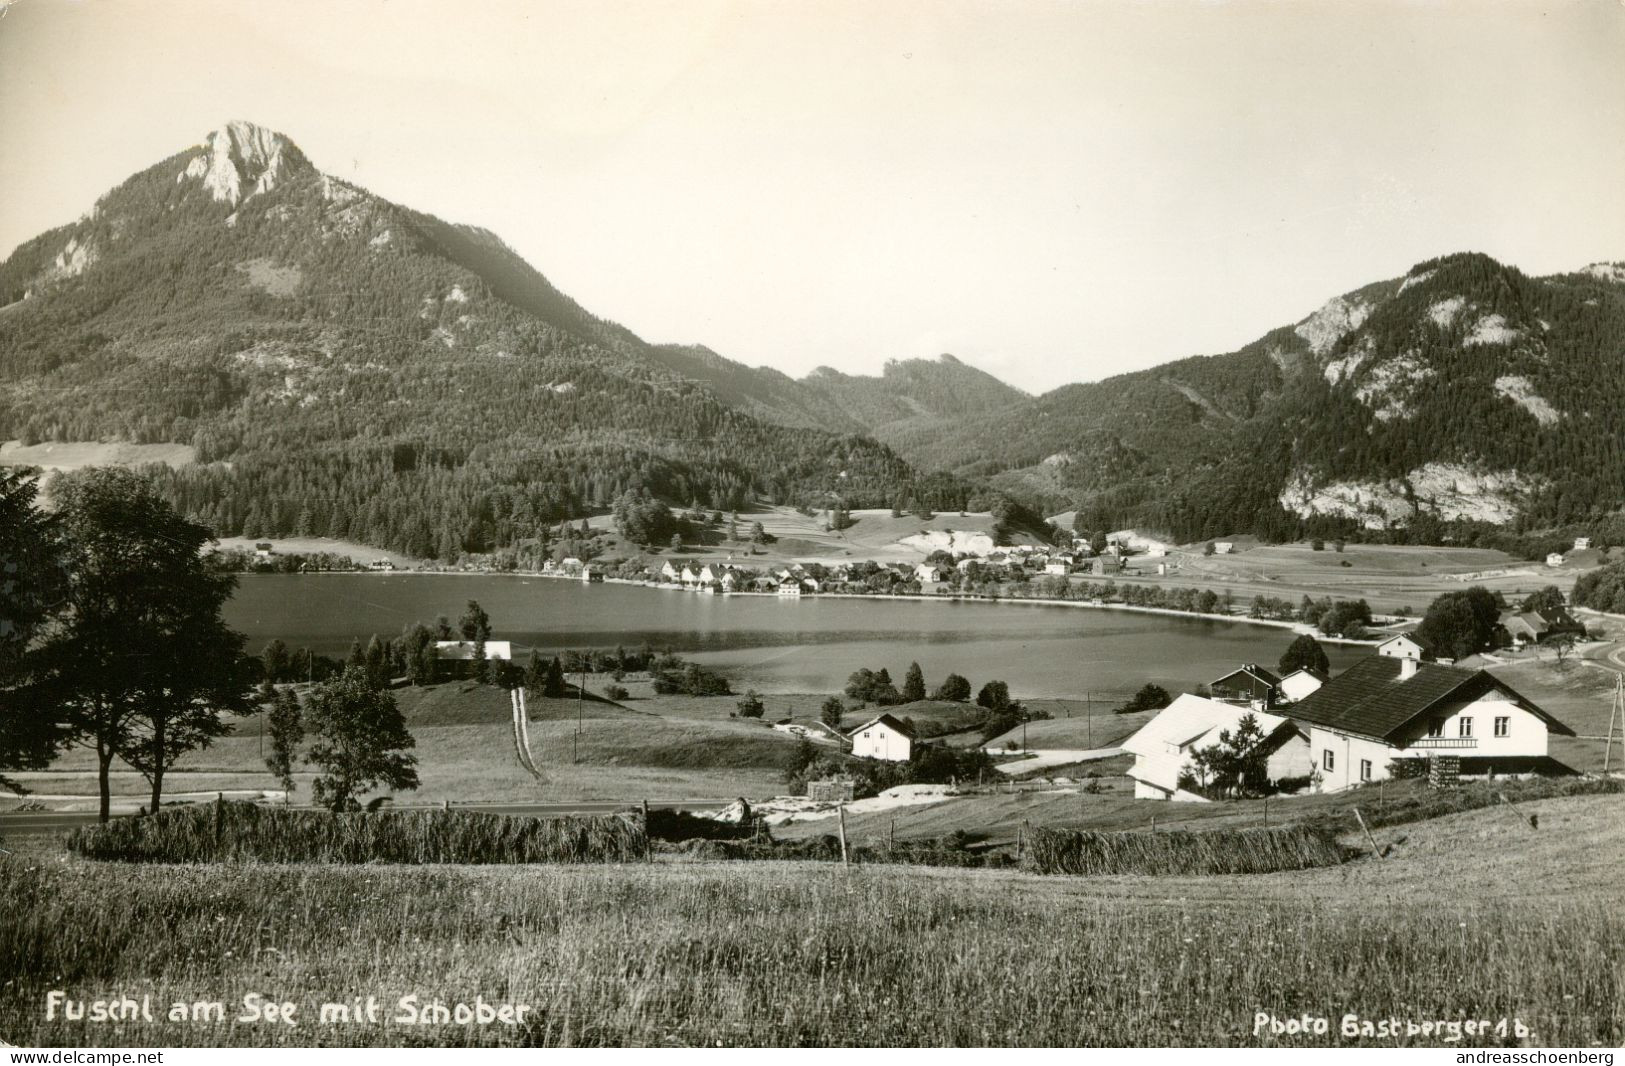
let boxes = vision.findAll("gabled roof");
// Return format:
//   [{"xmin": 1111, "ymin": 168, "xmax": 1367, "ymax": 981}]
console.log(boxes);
[
  {"xmin": 1377, "ymin": 631, "xmax": 1432, "ymax": 650},
  {"xmin": 1121, "ymin": 693, "xmax": 1299, "ymax": 759},
  {"xmin": 847, "ymin": 713, "xmax": 915, "ymax": 739},
  {"xmin": 1286, "ymin": 656, "xmax": 1574, "ymax": 741},
  {"xmin": 1212, "ymin": 663, "xmax": 1281, "ymax": 687},
  {"xmin": 1281, "ymin": 666, "xmax": 1329, "ymax": 683}
]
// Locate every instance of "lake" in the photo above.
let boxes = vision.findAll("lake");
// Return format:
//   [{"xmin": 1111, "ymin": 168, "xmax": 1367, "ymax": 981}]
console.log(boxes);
[{"xmin": 225, "ymin": 574, "xmax": 1367, "ymax": 699}]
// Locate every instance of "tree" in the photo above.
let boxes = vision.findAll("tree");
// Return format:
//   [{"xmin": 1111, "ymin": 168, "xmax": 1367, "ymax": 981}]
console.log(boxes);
[
  {"xmin": 260, "ymin": 639, "xmax": 292, "ymax": 684},
  {"xmin": 265, "ymin": 688, "xmax": 304, "ymax": 801},
  {"xmin": 736, "ymin": 690, "xmax": 765, "ymax": 718},
  {"xmin": 976, "ymin": 680, "xmax": 1012, "ymax": 714},
  {"xmin": 819, "ymin": 696, "xmax": 845, "ymax": 729},
  {"xmin": 1318, "ymin": 599, "xmax": 1373, "ymax": 639},
  {"xmin": 304, "ymin": 665, "xmax": 418, "ymax": 812},
  {"xmin": 1278, "ymin": 634, "xmax": 1330, "ymax": 677},
  {"xmin": 0, "ymin": 468, "xmax": 68, "ymax": 795},
  {"xmin": 458, "ymin": 600, "xmax": 492, "ymax": 643},
  {"xmin": 31, "ymin": 468, "xmax": 254, "ymax": 820},
  {"xmin": 670, "ymin": 533, "xmax": 683, "ymax": 551},
  {"xmin": 1521, "ymin": 586, "xmax": 1567, "ymax": 616},
  {"xmin": 932, "ymin": 673, "xmax": 972, "ymax": 702},
  {"xmin": 1185, "ymin": 712, "xmax": 1271, "ymax": 796},
  {"xmin": 1549, "ymin": 629, "xmax": 1578, "ymax": 664},
  {"xmin": 1117, "ymin": 683, "xmax": 1172, "ymax": 714},
  {"xmin": 543, "ymin": 655, "xmax": 567, "ymax": 698},
  {"xmin": 901, "ymin": 661, "xmax": 926, "ymax": 703},
  {"xmin": 400, "ymin": 623, "xmax": 436, "ymax": 685},
  {"xmin": 363, "ymin": 634, "xmax": 390, "ymax": 689},
  {"xmin": 1415, "ymin": 587, "xmax": 1501, "ymax": 660},
  {"xmin": 1203, "ymin": 541, "xmax": 1216, "ymax": 556}
]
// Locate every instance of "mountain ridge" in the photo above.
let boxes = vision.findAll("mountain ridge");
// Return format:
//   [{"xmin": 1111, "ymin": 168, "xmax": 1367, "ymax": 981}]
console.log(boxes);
[{"xmin": 2, "ymin": 120, "xmax": 1621, "ymax": 552}]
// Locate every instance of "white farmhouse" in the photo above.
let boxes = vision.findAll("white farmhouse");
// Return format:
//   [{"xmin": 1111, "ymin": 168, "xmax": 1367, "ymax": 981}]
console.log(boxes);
[
  {"xmin": 1546, "ymin": 553, "xmax": 1566, "ymax": 568},
  {"xmin": 1120, "ymin": 693, "xmax": 1310, "ymax": 801},
  {"xmin": 1287, "ymin": 656, "xmax": 1574, "ymax": 792},
  {"xmin": 848, "ymin": 713, "xmax": 914, "ymax": 762},
  {"xmin": 1376, "ymin": 633, "xmax": 1433, "ymax": 661},
  {"xmin": 1278, "ymin": 667, "xmax": 1327, "ymax": 704}
]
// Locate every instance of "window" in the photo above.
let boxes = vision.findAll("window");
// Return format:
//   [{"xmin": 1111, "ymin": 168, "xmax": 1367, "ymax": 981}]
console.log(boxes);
[
  {"xmin": 1323, "ymin": 749, "xmax": 1335, "ymax": 772},
  {"xmin": 1360, "ymin": 759, "xmax": 1372, "ymax": 782},
  {"xmin": 1494, "ymin": 717, "xmax": 1510, "ymax": 738},
  {"xmin": 1426, "ymin": 719, "xmax": 1444, "ymax": 737},
  {"xmin": 1459, "ymin": 717, "xmax": 1473, "ymax": 738}
]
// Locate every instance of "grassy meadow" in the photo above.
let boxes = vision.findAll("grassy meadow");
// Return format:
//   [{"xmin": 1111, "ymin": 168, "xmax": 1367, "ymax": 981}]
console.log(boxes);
[{"xmin": 3, "ymin": 793, "xmax": 1621, "ymax": 1047}]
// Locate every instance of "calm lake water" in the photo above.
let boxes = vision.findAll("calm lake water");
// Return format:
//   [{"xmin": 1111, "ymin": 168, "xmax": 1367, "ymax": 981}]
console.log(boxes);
[{"xmin": 225, "ymin": 575, "xmax": 1365, "ymax": 699}]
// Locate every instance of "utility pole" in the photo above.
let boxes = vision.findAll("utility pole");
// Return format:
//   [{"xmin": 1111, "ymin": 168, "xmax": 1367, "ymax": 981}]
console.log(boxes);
[
  {"xmin": 574, "ymin": 660, "xmax": 585, "ymax": 763},
  {"xmin": 1606, "ymin": 674, "xmax": 1624, "ymax": 773}
]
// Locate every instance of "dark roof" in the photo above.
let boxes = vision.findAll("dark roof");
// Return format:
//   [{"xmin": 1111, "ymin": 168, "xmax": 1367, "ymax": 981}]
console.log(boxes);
[
  {"xmin": 1212, "ymin": 663, "xmax": 1281, "ymax": 687},
  {"xmin": 848, "ymin": 713, "xmax": 915, "ymax": 739},
  {"xmin": 1287, "ymin": 656, "xmax": 1574, "ymax": 741},
  {"xmin": 1282, "ymin": 666, "xmax": 1329, "ymax": 682}
]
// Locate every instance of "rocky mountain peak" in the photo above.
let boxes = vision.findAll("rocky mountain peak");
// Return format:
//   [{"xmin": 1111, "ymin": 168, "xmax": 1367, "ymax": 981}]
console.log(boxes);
[{"xmin": 176, "ymin": 121, "xmax": 311, "ymax": 206}]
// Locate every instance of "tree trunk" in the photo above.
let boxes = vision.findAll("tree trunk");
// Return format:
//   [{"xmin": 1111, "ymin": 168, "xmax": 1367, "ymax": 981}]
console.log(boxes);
[
  {"xmin": 97, "ymin": 743, "xmax": 113, "ymax": 823},
  {"xmin": 148, "ymin": 716, "xmax": 166, "ymax": 814}
]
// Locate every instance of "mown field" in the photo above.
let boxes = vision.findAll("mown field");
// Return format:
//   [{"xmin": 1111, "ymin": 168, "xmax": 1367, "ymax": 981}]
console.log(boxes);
[{"xmin": 1, "ymin": 793, "xmax": 1620, "ymax": 1048}]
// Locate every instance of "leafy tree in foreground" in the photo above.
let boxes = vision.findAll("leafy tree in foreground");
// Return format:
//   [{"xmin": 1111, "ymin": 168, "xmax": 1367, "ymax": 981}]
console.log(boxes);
[
  {"xmin": 32, "ymin": 468, "xmax": 254, "ymax": 819},
  {"xmin": 265, "ymin": 688, "xmax": 305, "ymax": 801},
  {"xmin": 305, "ymin": 665, "xmax": 419, "ymax": 812},
  {"xmin": 819, "ymin": 696, "xmax": 845, "ymax": 729},
  {"xmin": 0, "ymin": 468, "xmax": 68, "ymax": 795},
  {"xmin": 1277, "ymin": 634, "xmax": 1330, "ymax": 677}
]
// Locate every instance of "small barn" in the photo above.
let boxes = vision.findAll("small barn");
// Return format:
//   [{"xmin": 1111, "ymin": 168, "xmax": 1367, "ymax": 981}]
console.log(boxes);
[
  {"xmin": 848, "ymin": 713, "xmax": 914, "ymax": 762},
  {"xmin": 1209, "ymin": 664, "xmax": 1281, "ymax": 709}
]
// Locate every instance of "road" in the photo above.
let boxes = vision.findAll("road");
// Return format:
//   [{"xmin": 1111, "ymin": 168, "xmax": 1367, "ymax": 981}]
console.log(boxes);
[
  {"xmin": 0, "ymin": 799, "xmax": 726, "ymax": 837},
  {"xmin": 988, "ymin": 747, "xmax": 1125, "ymax": 776}
]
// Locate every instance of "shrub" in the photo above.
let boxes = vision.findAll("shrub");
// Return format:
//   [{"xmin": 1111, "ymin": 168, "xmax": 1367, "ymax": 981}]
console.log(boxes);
[
  {"xmin": 604, "ymin": 684, "xmax": 629, "ymax": 701},
  {"xmin": 67, "ymin": 802, "xmax": 646, "ymax": 865}
]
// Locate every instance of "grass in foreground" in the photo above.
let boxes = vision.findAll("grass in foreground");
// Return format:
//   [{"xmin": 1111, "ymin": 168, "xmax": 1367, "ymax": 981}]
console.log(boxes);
[
  {"xmin": 65, "ymin": 804, "xmax": 644, "ymax": 865},
  {"xmin": 1, "ymin": 845, "xmax": 1619, "ymax": 1047}
]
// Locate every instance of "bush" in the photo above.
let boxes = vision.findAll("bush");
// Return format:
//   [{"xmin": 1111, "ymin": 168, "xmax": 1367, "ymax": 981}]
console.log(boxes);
[
  {"xmin": 1117, "ymin": 683, "xmax": 1172, "ymax": 714},
  {"xmin": 604, "ymin": 684, "xmax": 629, "ymax": 701},
  {"xmin": 67, "ymin": 803, "xmax": 646, "ymax": 865}
]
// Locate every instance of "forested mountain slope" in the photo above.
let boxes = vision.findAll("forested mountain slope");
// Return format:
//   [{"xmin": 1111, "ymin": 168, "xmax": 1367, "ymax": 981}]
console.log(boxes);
[
  {"xmin": 889, "ymin": 255, "xmax": 1625, "ymax": 542},
  {"xmin": 0, "ymin": 122, "xmax": 971, "ymax": 557}
]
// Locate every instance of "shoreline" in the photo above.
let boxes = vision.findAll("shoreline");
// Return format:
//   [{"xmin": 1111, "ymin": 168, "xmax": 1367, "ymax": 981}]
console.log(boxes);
[{"xmin": 231, "ymin": 567, "xmax": 1382, "ymax": 647}]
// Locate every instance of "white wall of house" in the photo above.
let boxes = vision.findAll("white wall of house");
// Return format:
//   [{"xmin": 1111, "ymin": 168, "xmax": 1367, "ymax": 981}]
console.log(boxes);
[
  {"xmin": 1307, "ymin": 727, "xmax": 1399, "ymax": 792},
  {"xmin": 1279, "ymin": 671, "xmax": 1325, "ymax": 703},
  {"xmin": 851, "ymin": 722, "xmax": 911, "ymax": 761},
  {"xmin": 1308, "ymin": 692, "xmax": 1552, "ymax": 791}
]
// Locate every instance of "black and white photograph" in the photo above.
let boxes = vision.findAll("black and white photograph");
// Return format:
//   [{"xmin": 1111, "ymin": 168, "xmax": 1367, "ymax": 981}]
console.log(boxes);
[{"xmin": 1, "ymin": 0, "xmax": 1623, "ymax": 1052}]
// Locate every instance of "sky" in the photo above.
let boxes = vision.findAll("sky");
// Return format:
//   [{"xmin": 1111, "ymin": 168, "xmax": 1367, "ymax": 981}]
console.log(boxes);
[{"xmin": 2, "ymin": 0, "xmax": 1623, "ymax": 394}]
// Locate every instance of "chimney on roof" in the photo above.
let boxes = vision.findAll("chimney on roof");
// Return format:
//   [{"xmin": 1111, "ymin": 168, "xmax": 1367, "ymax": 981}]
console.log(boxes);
[{"xmin": 1399, "ymin": 657, "xmax": 1418, "ymax": 681}]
